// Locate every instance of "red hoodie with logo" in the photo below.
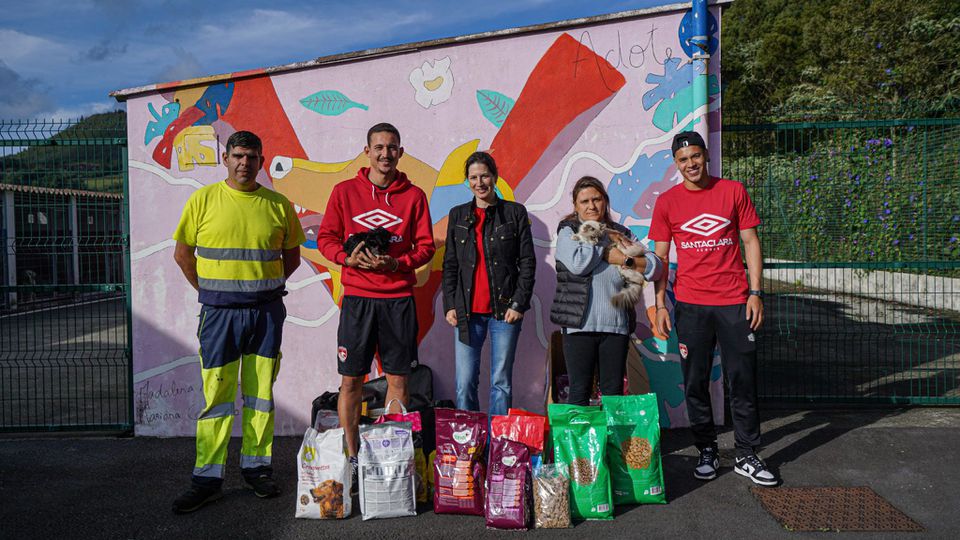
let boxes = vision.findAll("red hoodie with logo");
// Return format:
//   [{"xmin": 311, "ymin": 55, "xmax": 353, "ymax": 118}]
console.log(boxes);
[{"xmin": 317, "ymin": 167, "xmax": 436, "ymax": 298}]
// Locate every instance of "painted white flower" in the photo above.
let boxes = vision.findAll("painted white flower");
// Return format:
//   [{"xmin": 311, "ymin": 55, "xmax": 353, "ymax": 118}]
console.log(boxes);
[{"xmin": 409, "ymin": 57, "xmax": 454, "ymax": 108}]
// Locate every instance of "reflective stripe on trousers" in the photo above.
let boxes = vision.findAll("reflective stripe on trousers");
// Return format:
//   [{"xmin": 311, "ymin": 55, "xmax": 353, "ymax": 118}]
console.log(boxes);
[{"xmin": 193, "ymin": 352, "xmax": 281, "ymax": 481}]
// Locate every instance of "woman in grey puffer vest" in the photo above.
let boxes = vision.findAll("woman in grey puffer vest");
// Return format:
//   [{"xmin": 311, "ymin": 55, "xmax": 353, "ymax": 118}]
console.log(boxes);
[{"xmin": 550, "ymin": 176, "xmax": 663, "ymax": 406}]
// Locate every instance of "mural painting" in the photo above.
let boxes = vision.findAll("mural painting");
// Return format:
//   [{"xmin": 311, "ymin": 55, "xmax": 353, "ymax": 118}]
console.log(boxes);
[{"xmin": 123, "ymin": 7, "xmax": 724, "ymax": 436}]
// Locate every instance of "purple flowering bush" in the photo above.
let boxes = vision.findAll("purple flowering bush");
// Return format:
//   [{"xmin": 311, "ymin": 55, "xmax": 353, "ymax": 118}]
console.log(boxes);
[{"xmin": 725, "ymin": 124, "xmax": 960, "ymax": 266}]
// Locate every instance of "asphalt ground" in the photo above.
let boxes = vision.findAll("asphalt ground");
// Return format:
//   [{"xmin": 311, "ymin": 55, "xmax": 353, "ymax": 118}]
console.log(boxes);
[{"xmin": 2, "ymin": 407, "xmax": 959, "ymax": 540}]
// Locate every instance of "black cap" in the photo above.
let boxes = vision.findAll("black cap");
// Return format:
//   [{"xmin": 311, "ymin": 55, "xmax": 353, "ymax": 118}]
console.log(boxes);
[{"xmin": 671, "ymin": 131, "xmax": 707, "ymax": 156}]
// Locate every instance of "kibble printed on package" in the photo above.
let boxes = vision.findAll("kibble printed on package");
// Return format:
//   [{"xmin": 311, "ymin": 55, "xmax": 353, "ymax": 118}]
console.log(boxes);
[
  {"xmin": 602, "ymin": 394, "xmax": 666, "ymax": 505},
  {"xmin": 358, "ymin": 421, "xmax": 417, "ymax": 520},
  {"xmin": 433, "ymin": 408, "xmax": 488, "ymax": 515},
  {"xmin": 547, "ymin": 404, "xmax": 612, "ymax": 520},
  {"xmin": 485, "ymin": 437, "xmax": 531, "ymax": 530}
]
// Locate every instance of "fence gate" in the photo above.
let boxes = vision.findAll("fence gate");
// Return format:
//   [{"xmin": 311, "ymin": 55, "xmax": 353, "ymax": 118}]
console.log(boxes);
[
  {"xmin": 0, "ymin": 113, "xmax": 131, "ymax": 432},
  {"xmin": 723, "ymin": 107, "xmax": 960, "ymax": 405}
]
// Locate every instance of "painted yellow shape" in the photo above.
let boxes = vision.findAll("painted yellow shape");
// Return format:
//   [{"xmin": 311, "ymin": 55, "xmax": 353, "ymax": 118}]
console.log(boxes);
[
  {"xmin": 271, "ymin": 151, "xmax": 439, "ymax": 216},
  {"xmin": 172, "ymin": 87, "xmax": 206, "ymax": 110},
  {"xmin": 436, "ymin": 139, "xmax": 479, "ymax": 187},
  {"xmin": 328, "ymin": 268, "xmax": 343, "ymax": 303},
  {"xmin": 423, "ymin": 76, "xmax": 444, "ymax": 91},
  {"xmin": 495, "ymin": 178, "xmax": 515, "ymax": 202},
  {"xmin": 174, "ymin": 125, "xmax": 218, "ymax": 171},
  {"xmin": 289, "ymin": 158, "xmax": 353, "ymax": 174}
]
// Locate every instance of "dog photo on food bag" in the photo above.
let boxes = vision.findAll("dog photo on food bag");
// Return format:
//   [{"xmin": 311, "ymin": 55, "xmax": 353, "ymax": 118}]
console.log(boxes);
[{"xmin": 343, "ymin": 226, "xmax": 391, "ymax": 257}]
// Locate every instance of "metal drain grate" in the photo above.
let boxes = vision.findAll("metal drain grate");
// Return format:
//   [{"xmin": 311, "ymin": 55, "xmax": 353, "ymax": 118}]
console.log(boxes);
[{"xmin": 752, "ymin": 486, "xmax": 924, "ymax": 532}]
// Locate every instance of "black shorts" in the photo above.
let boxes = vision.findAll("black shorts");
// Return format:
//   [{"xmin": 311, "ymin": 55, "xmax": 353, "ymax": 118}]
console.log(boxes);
[{"xmin": 337, "ymin": 295, "xmax": 419, "ymax": 376}]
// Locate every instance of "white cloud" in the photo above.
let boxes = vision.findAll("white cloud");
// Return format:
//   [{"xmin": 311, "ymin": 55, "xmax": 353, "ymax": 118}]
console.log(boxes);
[
  {"xmin": 46, "ymin": 99, "xmax": 122, "ymax": 121},
  {"xmin": 0, "ymin": 29, "xmax": 70, "ymax": 72}
]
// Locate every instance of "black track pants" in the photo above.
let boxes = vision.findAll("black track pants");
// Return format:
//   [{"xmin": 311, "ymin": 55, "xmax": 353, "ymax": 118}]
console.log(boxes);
[{"xmin": 675, "ymin": 301, "xmax": 761, "ymax": 457}]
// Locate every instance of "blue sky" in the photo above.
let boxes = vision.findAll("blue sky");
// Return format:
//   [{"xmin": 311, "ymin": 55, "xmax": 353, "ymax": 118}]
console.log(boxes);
[{"xmin": 0, "ymin": 0, "xmax": 677, "ymax": 120}]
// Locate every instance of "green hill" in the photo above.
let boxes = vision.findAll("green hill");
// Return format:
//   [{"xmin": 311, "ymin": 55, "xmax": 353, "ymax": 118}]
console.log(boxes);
[{"xmin": 0, "ymin": 110, "xmax": 127, "ymax": 193}]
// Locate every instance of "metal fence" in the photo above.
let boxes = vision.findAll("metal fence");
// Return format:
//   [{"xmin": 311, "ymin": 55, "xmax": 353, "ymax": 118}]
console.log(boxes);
[
  {"xmin": 722, "ymin": 105, "xmax": 960, "ymax": 404},
  {"xmin": 0, "ymin": 114, "xmax": 131, "ymax": 432}
]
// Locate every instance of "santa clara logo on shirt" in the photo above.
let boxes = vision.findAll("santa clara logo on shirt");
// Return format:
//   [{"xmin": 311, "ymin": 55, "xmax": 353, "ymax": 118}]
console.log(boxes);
[
  {"xmin": 679, "ymin": 343, "xmax": 688, "ymax": 359},
  {"xmin": 337, "ymin": 346, "xmax": 348, "ymax": 362}
]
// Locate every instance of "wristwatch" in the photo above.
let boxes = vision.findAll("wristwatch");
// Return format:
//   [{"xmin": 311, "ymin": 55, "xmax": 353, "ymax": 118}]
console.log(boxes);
[
  {"xmin": 624, "ymin": 257, "xmax": 635, "ymax": 268},
  {"xmin": 749, "ymin": 289, "xmax": 764, "ymax": 299}
]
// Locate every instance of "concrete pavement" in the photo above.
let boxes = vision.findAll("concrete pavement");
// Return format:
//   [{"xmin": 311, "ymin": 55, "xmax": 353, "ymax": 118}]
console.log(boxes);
[{"xmin": 1, "ymin": 407, "xmax": 958, "ymax": 539}]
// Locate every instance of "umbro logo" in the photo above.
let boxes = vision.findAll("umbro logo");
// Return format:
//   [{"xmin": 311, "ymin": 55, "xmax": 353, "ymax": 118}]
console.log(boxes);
[
  {"xmin": 680, "ymin": 213, "xmax": 730, "ymax": 237},
  {"xmin": 353, "ymin": 209, "xmax": 403, "ymax": 230}
]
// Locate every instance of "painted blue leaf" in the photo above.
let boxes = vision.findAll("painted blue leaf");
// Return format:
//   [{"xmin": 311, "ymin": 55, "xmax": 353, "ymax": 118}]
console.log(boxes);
[
  {"xmin": 476, "ymin": 90, "xmax": 515, "ymax": 128},
  {"xmin": 300, "ymin": 90, "xmax": 369, "ymax": 116}
]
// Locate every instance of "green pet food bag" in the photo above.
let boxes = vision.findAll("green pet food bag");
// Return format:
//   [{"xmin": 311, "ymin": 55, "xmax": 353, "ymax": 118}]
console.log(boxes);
[
  {"xmin": 547, "ymin": 404, "xmax": 612, "ymax": 520},
  {"xmin": 602, "ymin": 394, "xmax": 666, "ymax": 505}
]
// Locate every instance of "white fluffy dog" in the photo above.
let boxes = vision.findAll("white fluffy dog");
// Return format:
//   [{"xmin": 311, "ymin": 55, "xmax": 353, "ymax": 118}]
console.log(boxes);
[{"xmin": 572, "ymin": 220, "xmax": 649, "ymax": 309}]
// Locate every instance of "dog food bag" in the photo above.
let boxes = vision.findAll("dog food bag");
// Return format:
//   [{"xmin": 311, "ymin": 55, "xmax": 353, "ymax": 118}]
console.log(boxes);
[
  {"xmin": 295, "ymin": 427, "xmax": 351, "ymax": 519},
  {"xmin": 374, "ymin": 399, "xmax": 428, "ymax": 503},
  {"xmin": 358, "ymin": 421, "xmax": 417, "ymax": 520},
  {"xmin": 485, "ymin": 437, "xmax": 531, "ymax": 530},
  {"xmin": 547, "ymin": 404, "xmax": 612, "ymax": 520},
  {"xmin": 602, "ymin": 394, "xmax": 666, "ymax": 505},
  {"xmin": 433, "ymin": 408, "xmax": 488, "ymax": 515},
  {"xmin": 533, "ymin": 463, "xmax": 572, "ymax": 529}
]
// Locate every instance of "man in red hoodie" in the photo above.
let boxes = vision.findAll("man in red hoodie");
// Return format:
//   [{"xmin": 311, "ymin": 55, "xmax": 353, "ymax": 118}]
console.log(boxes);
[{"xmin": 317, "ymin": 123, "xmax": 435, "ymax": 486}]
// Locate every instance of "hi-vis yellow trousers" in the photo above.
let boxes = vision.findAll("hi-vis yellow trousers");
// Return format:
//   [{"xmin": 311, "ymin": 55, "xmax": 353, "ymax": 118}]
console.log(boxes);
[{"xmin": 191, "ymin": 299, "xmax": 285, "ymax": 486}]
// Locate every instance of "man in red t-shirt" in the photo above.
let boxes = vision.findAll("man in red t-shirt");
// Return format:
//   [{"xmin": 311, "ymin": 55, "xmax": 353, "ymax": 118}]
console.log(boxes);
[{"xmin": 650, "ymin": 131, "xmax": 778, "ymax": 487}]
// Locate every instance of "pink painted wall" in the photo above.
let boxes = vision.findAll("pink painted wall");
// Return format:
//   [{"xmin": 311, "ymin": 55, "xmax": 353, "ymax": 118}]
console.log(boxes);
[{"xmin": 126, "ymin": 7, "xmax": 724, "ymax": 436}]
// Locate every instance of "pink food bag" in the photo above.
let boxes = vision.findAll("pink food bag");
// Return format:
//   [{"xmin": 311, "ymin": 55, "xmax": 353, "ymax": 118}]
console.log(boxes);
[{"xmin": 433, "ymin": 408, "xmax": 487, "ymax": 515}]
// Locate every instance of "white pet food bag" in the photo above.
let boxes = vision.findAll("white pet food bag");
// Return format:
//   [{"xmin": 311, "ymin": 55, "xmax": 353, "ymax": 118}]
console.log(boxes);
[
  {"xmin": 295, "ymin": 427, "xmax": 351, "ymax": 519},
  {"xmin": 358, "ymin": 421, "xmax": 417, "ymax": 520}
]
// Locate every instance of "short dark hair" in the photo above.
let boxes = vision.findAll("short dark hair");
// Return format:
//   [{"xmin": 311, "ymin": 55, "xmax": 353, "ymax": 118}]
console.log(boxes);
[
  {"xmin": 671, "ymin": 131, "xmax": 707, "ymax": 156},
  {"xmin": 563, "ymin": 175, "xmax": 613, "ymax": 224},
  {"xmin": 367, "ymin": 123, "xmax": 401, "ymax": 146},
  {"xmin": 464, "ymin": 151, "xmax": 498, "ymax": 180},
  {"xmin": 225, "ymin": 131, "xmax": 262, "ymax": 154}
]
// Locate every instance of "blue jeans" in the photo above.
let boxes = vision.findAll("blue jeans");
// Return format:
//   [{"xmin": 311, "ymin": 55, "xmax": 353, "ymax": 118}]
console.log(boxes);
[{"xmin": 454, "ymin": 314, "xmax": 522, "ymax": 416}]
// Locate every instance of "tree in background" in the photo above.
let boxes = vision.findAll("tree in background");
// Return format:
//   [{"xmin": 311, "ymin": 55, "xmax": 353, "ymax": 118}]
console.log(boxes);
[{"xmin": 722, "ymin": 0, "xmax": 960, "ymax": 115}]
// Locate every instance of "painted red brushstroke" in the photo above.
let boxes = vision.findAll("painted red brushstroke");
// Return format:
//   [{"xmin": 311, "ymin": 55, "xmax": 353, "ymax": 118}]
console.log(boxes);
[
  {"xmin": 491, "ymin": 33, "xmax": 626, "ymax": 188},
  {"xmin": 151, "ymin": 105, "xmax": 204, "ymax": 169},
  {"xmin": 220, "ymin": 76, "xmax": 308, "ymax": 169}
]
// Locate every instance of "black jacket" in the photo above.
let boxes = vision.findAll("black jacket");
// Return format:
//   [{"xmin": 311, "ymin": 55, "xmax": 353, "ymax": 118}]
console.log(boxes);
[
  {"xmin": 442, "ymin": 197, "xmax": 536, "ymax": 344},
  {"xmin": 549, "ymin": 218, "xmax": 635, "ymax": 330}
]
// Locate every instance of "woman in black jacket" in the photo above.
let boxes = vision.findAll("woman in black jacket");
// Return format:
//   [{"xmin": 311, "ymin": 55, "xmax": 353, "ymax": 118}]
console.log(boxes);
[{"xmin": 441, "ymin": 151, "xmax": 536, "ymax": 416}]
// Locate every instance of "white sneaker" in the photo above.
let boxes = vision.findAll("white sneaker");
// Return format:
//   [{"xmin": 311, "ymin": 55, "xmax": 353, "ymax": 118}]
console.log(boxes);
[{"xmin": 734, "ymin": 454, "xmax": 779, "ymax": 486}]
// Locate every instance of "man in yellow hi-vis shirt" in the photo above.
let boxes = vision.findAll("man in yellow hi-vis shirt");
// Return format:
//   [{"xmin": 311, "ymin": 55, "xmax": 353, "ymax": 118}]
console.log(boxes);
[{"xmin": 171, "ymin": 131, "xmax": 305, "ymax": 513}]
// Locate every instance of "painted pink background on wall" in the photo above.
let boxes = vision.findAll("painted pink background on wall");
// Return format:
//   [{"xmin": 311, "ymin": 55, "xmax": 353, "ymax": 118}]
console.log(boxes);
[{"xmin": 126, "ymin": 7, "xmax": 724, "ymax": 436}]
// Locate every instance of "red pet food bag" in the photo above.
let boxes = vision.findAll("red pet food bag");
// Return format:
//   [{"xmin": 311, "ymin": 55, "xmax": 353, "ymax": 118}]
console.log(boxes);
[
  {"xmin": 433, "ymin": 408, "xmax": 487, "ymax": 515},
  {"xmin": 485, "ymin": 437, "xmax": 531, "ymax": 530}
]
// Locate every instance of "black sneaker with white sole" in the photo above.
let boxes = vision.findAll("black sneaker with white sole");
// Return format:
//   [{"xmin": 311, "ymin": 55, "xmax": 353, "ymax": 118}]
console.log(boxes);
[
  {"xmin": 734, "ymin": 454, "xmax": 779, "ymax": 486},
  {"xmin": 694, "ymin": 446, "xmax": 720, "ymax": 481}
]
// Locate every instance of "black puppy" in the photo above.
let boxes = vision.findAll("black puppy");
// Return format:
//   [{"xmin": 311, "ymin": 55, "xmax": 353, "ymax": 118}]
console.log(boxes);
[{"xmin": 342, "ymin": 226, "xmax": 391, "ymax": 257}]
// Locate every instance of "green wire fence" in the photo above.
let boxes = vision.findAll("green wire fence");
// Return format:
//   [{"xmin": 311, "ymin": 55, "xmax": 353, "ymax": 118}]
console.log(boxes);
[
  {"xmin": 723, "ymin": 104, "xmax": 960, "ymax": 404},
  {"xmin": 0, "ymin": 113, "xmax": 131, "ymax": 432},
  {"xmin": 1, "ymin": 106, "xmax": 957, "ymax": 433}
]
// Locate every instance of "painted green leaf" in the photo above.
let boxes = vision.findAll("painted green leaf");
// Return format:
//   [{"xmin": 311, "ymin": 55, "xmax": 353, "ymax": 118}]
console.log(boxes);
[
  {"xmin": 300, "ymin": 90, "xmax": 369, "ymax": 116},
  {"xmin": 476, "ymin": 90, "xmax": 515, "ymax": 127}
]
